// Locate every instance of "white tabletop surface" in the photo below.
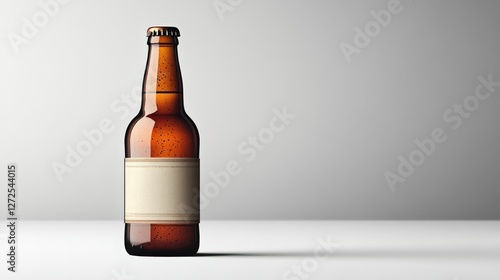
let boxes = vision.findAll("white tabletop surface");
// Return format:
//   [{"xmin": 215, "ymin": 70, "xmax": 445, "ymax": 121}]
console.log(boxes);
[{"xmin": 1, "ymin": 220, "xmax": 499, "ymax": 280}]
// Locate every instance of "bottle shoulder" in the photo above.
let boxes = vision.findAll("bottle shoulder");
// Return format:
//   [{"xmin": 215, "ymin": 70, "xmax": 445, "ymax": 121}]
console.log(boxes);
[
  {"xmin": 128, "ymin": 112, "xmax": 196, "ymax": 126},
  {"xmin": 125, "ymin": 112, "xmax": 199, "ymax": 158}
]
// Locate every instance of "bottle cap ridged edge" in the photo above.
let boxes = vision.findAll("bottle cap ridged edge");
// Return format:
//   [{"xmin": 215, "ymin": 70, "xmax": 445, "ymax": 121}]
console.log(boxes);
[{"xmin": 147, "ymin": 26, "xmax": 180, "ymax": 37}]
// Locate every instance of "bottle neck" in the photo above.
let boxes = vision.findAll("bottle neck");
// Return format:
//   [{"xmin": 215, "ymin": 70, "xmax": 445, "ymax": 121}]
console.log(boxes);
[{"xmin": 142, "ymin": 36, "xmax": 184, "ymax": 115}]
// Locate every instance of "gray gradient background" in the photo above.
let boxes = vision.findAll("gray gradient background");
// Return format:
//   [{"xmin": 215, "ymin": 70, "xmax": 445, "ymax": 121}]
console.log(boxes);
[{"xmin": 0, "ymin": 0, "xmax": 499, "ymax": 220}]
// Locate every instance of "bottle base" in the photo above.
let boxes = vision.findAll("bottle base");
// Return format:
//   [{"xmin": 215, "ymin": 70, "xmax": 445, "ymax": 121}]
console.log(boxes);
[
  {"xmin": 124, "ymin": 223, "xmax": 199, "ymax": 256},
  {"xmin": 125, "ymin": 244, "xmax": 199, "ymax": 256}
]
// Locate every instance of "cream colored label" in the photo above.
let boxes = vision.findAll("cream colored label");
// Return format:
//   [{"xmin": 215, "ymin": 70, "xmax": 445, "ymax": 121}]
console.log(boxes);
[{"xmin": 125, "ymin": 158, "xmax": 199, "ymax": 224}]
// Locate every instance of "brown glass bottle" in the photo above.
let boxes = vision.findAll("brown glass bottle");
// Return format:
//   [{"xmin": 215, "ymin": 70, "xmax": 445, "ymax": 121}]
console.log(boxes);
[{"xmin": 124, "ymin": 27, "xmax": 199, "ymax": 256}]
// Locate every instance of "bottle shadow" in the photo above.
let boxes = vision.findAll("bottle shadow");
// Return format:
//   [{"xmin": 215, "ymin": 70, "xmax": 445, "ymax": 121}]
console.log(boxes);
[
  {"xmin": 194, "ymin": 248, "xmax": 500, "ymax": 258},
  {"xmin": 195, "ymin": 251, "xmax": 315, "ymax": 257}
]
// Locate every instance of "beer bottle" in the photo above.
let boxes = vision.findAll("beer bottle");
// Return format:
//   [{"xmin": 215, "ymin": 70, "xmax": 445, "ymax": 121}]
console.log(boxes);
[{"xmin": 124, "ymin": 26, "xmax": 200, "ymax": 256}]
